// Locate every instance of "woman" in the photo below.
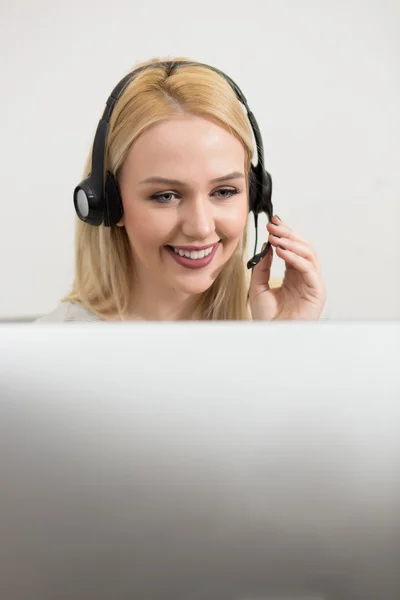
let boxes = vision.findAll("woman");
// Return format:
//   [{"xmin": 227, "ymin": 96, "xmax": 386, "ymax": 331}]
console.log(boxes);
[{"xmin": 38, "ymin": 57, "xmax": 326, "ymax": 322}]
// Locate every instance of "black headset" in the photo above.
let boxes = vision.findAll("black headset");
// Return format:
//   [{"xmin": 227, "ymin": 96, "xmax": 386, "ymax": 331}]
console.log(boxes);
[{"xmin": 73, "ymin": 60, "xmax": 273, "ymax": 269}]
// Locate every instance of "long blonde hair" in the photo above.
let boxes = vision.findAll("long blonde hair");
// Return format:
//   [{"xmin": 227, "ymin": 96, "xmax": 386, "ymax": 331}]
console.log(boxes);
[{"xmin": 63, "ymin": 57, "xmax": 255, "ymax": 320}]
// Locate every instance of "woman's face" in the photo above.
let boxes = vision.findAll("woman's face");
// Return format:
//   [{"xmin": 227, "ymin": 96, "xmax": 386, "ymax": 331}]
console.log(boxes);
[{"xmin": 118, "ymin": 114, "xmax": 249, "ymax": 299}]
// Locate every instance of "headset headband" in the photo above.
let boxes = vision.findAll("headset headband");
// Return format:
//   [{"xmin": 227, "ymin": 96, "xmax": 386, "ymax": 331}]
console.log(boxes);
[{"xmin": 89, "ymin": 61, "xmax": 265, "ymax": 194}]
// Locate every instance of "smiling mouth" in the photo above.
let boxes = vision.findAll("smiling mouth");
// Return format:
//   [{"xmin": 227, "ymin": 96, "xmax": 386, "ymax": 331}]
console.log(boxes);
[
  {"xmin": 166, "ymin": 241, "xmax": 221, "ymax": 260},
  {"xmin": 164, "ymin": 242, "xmax": 220, "ymax": 269},
  {"xmin": 168, "ymin": 246, "xmax": 214, "ymax": 260}
]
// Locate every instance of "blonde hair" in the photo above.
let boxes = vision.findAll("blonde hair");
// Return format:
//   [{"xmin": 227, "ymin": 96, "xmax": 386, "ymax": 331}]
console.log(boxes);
[{"xmin": 63, "ymin": 57, "xmax": 255, "ymax": 320}]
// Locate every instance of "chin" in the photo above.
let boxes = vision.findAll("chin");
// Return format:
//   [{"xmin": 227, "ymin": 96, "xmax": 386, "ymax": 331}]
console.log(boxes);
[{"xmin": 169, "ymin": 273, "xmax": 218, "ymax": 297}]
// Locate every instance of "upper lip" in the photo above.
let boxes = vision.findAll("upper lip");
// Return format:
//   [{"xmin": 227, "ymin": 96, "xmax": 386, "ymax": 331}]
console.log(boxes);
[{"xmin": 170, "ymin": 242, "xmax": 219, "ymax": 251}]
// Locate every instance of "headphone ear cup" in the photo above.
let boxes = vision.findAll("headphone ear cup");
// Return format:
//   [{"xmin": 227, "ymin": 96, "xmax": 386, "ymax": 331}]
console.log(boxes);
[
  {"xmin": 104, "ymin": 171, "xmax": 124, "ymax": 227},
  {"xmin": 249, "ymin": 167, "xmax": 273, "ymax": 220},
  {"xmin": 249, "ymin": 168, "xmax": 258, "ymax": 213},
  {"xmin": 73, "ymin": 177, "xmax": 105, "ymax": 226},
  {"xmin": 261, "ymin": 169, "xmax": 273, "ymax": 221}
]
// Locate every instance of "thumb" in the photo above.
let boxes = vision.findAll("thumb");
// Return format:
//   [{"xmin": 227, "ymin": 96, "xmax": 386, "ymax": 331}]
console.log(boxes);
[{"xmin": 249, "ymin": 242, "xmax": 274, "ymax": 293}]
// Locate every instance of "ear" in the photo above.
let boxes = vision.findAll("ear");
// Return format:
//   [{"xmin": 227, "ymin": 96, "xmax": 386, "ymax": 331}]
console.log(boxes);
[{"xmin": 116, "ymin": 216, "xmax": 125, "ymax": 227}]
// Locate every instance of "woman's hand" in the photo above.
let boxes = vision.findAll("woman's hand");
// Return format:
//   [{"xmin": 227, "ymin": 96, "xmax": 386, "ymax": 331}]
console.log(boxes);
[{"xmin": 249, "ymin": 215, "xmax": 326, "ymax": 321}]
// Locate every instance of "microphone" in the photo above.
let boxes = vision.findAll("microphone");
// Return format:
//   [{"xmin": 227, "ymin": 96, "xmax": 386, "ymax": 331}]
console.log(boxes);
[{"xmin": 246, "ymin": 241, "xmax": 271, "ymax": 269}]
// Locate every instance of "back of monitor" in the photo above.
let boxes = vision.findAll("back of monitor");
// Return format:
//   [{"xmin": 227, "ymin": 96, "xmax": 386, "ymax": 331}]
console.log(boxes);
[{"xmin": 0, "ymin": 322, "xmax": 399, "ymax": 599}]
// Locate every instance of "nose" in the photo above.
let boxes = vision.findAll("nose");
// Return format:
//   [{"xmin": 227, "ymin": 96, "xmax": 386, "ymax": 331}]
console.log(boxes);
[{"xmin": 180, "ymin": 195, "xmax": 215, "ymax": 241}]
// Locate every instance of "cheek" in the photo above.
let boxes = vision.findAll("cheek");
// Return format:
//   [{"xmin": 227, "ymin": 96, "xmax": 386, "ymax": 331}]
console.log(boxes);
[
  {"xmin": 219, "ymin": 203, "xmax": 248, "ymax": 239},
  {"xmin": 122, "ymin": 204, "xmax": 175, "ymax": 249}
]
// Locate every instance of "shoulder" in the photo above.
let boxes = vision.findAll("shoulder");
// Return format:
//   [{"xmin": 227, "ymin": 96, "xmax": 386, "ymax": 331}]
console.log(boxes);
[{"xmin": 35, "ymin": 301, "xmax": 102, "ymax": 323}]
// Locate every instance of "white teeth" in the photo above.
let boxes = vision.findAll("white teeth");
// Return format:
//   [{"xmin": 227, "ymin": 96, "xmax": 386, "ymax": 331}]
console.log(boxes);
[{"xmin": 173, "ymin": 246, "xmax": 214, "ymax": 259}]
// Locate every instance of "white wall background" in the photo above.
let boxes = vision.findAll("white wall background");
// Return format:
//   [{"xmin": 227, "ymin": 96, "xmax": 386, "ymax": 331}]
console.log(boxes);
[{"xmin": 0, "ymin": 0, "xmax": 399, "ymax": 319}]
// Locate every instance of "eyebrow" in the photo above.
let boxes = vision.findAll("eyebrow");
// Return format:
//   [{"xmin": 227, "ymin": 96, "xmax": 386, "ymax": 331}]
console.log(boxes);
[{"xmin": 139, "ymin": 171, "xmax": 245, "ymax": 186}]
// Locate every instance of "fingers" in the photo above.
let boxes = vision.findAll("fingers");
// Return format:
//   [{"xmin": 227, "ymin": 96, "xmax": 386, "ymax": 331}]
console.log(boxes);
[
  {"xmin": 267, "ymin": 216, "xmax": 310, "ymax": 246},
  {"xmin": 249, "ymin": 241, "xmax": 274, "ymax": 297},
  {"xmin": 274, "ymin": 245, "xmax": 315, "ymax": 275},
  {"xmin": 256, "ymin": 242, "xmax": 273, "ymax": 275},
  {"xmin": 270, "ymin": 235, "xmax": 315, "ymax": 263},
  {"xmin": 267, "ymin": 216, "xmax": 320, "ymax": 272}
]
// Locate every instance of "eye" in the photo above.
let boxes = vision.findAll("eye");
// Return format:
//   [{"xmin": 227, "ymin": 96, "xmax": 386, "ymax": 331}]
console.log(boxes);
[
  {"xmin": 150, "ymin": 192, "xmax": 179, "ymax": 204},
  {"xmin": 150, "ymin": 188, "xmax": 240, "ymax": 204},
  {"xmin": 213, "ymin": 188, "xmax": 240, "ymax": 199}
]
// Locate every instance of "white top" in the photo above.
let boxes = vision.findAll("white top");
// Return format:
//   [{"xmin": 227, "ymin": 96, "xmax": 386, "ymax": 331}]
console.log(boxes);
[
  {"xmin": 36, "ymin": 300, "xmax": 330, "ymax": 322},
  {"xmin": 35, "ymin": 302, "xmax": 102, "ymax": 323}
]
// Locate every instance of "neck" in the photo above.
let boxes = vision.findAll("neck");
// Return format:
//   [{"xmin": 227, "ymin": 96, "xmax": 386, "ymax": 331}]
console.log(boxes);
[{"xmin": 124, "ymin": 278, "xmax": 200, "ymax": 322}]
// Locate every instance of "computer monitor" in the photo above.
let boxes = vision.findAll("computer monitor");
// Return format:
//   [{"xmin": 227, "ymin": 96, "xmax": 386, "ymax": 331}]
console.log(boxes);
[{"xmin": 0, "ymin": 322, "xmax": 399, "ymax": 599}]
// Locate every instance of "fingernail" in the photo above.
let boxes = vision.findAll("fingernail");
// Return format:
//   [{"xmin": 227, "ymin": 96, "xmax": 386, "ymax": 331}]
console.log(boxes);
[
  {"xmin": 261, "ymin": 242, "xmax": 267, "ymax": 251},
  {"xmin": 275, "ymin": 215, "xmax": 281, "ymax": 221}
]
